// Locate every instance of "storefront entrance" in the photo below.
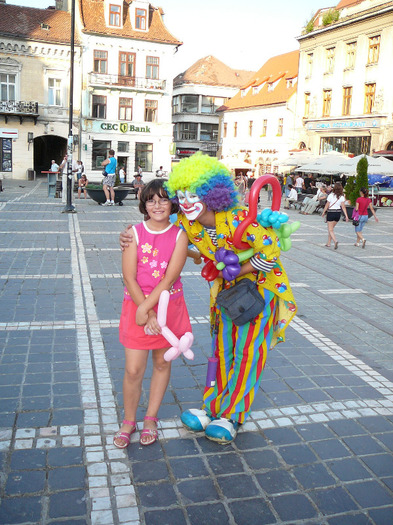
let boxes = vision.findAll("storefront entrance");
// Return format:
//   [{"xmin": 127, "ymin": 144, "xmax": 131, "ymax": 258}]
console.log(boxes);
[{"xmin": 34, "ymin": 135, "xmax": 67, "ymax": 177}]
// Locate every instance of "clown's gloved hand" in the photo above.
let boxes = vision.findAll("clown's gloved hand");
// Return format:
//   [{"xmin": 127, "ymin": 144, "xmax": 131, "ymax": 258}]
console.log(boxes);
[{"xmin": 215, "ymin": 248, "xmax": 240, "ymax": 281}]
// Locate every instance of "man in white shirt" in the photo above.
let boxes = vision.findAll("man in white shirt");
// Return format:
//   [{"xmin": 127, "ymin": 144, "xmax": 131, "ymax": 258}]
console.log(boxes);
[
  {"xmin": 50, "ymin": 160, "xmax": 59, "ymax": 172},
  {"xmin": 284, "ymin": 185, "xmax": 298, "ymax": 209},
  {"xmin": 294, "ymin": 175, "xmax": 304, "ymax": 193}
]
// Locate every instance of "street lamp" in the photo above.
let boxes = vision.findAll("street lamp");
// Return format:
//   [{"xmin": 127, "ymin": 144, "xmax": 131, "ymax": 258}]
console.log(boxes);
[{"xmin": 63, "ymin": 0, "xmax": 76, "ymax": 213}]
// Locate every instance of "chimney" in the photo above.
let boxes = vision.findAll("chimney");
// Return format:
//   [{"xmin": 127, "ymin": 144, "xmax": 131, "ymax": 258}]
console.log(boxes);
[{"xmin": 56, "ymin": 0, "xmax": 70, "ymax": 11}]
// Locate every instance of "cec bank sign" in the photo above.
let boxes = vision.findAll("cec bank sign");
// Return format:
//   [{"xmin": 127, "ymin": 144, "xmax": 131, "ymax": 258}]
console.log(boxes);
[{"xmin": 91, "ymin": 121, "xmax": 151, "ymax": 133}]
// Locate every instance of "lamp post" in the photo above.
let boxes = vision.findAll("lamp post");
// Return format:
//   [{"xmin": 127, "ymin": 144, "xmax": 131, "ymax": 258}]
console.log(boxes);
[{"xmin": 63, "ymin": 0, "xmax": 76, "ymax": 213}]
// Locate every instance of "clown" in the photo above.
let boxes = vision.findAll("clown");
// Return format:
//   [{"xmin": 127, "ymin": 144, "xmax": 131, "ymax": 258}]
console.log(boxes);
[
  {"xmin": 162, "ymin": 153, "xmax": 297, "ymax": 443},
  {"xmin": 120, "ymin": 154, "xmax": 297, "ymax": 443}
]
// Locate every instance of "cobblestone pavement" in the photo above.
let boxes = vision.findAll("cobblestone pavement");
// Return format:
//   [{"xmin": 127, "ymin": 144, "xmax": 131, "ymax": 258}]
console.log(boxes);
[{"xmin": 1, "ymin": 179, "xmax": 393, "ymax": 525}]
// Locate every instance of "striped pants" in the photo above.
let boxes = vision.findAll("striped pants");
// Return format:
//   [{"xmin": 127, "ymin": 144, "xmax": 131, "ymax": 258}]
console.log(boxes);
[{"xmin": 203, "ymin": 289, "xmax": 277, "ymax": 424}]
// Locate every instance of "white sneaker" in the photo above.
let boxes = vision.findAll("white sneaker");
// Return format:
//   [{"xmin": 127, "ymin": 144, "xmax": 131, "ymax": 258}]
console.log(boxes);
[
  {"xmin": 110, "ymin": 201, "xmax": 115, "ymax": 206},
  {"xmin": 102, "ymin": 201, "xmax": 111, "ymax": 206}
]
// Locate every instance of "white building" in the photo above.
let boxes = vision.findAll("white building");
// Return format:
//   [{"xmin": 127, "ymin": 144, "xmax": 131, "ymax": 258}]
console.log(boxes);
[
  {"xmin": 172, "ymin": 56, "xmax": 253, "ymax": 159},
  {"xmin": 218, "ymin": 50, "xmax": 299, "ymax": 174},
  {"xmin": 295, "ymin": 0, "xmax": 393, "ymax": 157}
]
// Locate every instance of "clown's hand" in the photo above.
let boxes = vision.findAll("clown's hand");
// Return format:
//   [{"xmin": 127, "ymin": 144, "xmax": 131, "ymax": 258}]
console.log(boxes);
[{"xmin": 274, "ymin": 222, "xmax": 301, "ymax": 252}]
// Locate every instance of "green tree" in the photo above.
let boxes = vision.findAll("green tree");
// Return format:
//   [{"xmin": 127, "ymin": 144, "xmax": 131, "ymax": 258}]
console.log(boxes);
[
  {"xmin": 355, "ymin": 156, "xmax": 369, "ymax": 196},
  {"xmin": 344, "ymin": 175, "xmax": 356, "ymax": 206}
]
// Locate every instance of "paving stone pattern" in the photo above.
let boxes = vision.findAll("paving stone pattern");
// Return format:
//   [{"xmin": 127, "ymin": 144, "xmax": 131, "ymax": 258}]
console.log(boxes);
[{"xmin": 0, "ymin": 180, "xmax": 393, "ymax": 524}]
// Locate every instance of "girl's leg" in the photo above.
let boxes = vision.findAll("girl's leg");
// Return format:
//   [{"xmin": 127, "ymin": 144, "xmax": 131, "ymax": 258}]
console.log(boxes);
[
  {"xmin": 327, "ymin": 221, "xmax": 337, "ymax": 245},
  {"xmin": 114, "ymin": 348, "xmax": 149, "ymax": 447},
  {"xmin": 142, "ymin": 347, "xmax": 171, "ymax": 443}
]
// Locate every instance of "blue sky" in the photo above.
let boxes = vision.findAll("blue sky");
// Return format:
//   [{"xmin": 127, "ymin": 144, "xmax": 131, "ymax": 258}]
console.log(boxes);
[{"xmin": 8, "ymin": 0, "xmax": 324, "ymax": 73}]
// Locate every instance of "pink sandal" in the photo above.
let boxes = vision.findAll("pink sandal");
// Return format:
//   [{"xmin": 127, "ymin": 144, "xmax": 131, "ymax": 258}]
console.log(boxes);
[
  {"xmin": 113, "ymin": 419, "xmax": 136, "ymax": 449},
  {"xmin": 140, "ymin": 416, "xmax": 159, "ymax": 446}
]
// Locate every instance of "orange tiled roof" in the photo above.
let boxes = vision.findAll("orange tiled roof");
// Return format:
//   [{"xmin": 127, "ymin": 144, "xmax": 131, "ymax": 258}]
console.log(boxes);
[
  {"xmin": 335, "ymin": 0, "xmax": 365, "ymax": 9},
  {"xmin": 79, "ymin": 0, "xmax": 182, "ymax": 45},
  {"xmin": 0, "ymin": 4, "xmax": 80, "ymax": 45},
  {"xmin": 173, "ymin": 56, "xmax": 254, "ymax": 88},
  {"xmin": 222, "ymin": 50, "xmax": 299, "ymax": 111}
]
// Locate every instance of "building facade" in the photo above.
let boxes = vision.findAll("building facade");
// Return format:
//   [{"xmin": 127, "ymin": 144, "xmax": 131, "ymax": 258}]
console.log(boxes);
[
  {"xmin": 295, "ymin": 0, "xmax": 393, "ymax": 158},
  {"xmin": 0, "ymin": 2, "xmax": 82, "ymax": 180},
  {"xmin": 218, "ymin": 50, "xmax": 299, "ymax": 174},
  {"xmin": 172, "ymin": 56, "xmax": 253, "ymax": 159}
]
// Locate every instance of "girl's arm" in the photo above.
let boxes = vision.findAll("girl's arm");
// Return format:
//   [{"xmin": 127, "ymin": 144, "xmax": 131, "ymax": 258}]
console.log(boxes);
[
  {"xmin": 321, "ymin": 200, "xmax": 329, "ymax": 216},
  {"xmin": 136, "ymin": 230, "xmax": 189, "ymax": 325},
  {"xmin": 122, "ymin": 232, "xmax": 146, "ymax": 307},
  {"xmin": 341, "ymin": 200, "xmax": 349, "ymax": 221},
  {"xmin": 369, "ymin": 202, "xmax": 379, "ymax": 221}
]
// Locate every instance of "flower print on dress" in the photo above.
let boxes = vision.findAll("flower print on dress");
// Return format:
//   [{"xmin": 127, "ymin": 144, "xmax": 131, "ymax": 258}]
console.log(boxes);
[
  {"xmin": 152, "ymin": 270, "xmax": 160, "ymax": 278},
  {"xmin": 150, "ymin": 260, "xmax": 158, "ymax": 268},
  {"xmin": 160, "ymin": 261, "xmax": 168, "ymax": 270},
  {"xmin": 141, "ymin": 243, "xmax": 152, "ymax": 254},
  {"xmin": 153, "ymin": 248, "xmax": 159, "ymax": 257},
  {"xmin": 141, "ymin": 256, "xmax": 149, "ymax": 264}
]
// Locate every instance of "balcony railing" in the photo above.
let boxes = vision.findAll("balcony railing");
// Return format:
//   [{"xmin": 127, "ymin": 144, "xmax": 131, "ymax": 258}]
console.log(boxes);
[
  {"xmin": 0, "ymin": 101, "xmax": 39, "ymax": 123},
  {"xmin": 89, "ymin": 72, "xmax": 166, "ymax": 91}
]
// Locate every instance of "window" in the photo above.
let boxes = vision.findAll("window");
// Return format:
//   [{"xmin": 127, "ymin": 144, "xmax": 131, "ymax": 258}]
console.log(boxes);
[
  {"xmin": 345, "ymin": 42, "xmax": 356, "ymax": 69},
  {"xmin": 325, "ymin": 47, "xmax": 335, "ymax": 74},
  {"xmin": 118, "ymin": 141, "xmax": 129, "ymax": 153},
  {"xmin": 320, "ymin": 136, "xmax": 370, "ymax": 156},
  {"xmin": 277, "ymin": 118, "xmax": 283, "ymax": 136},
  {"xmin": 364, "ymin": 83, "xmax": 376, "ymax": 113},
  {"xmin": 223, "ymin": 122, "xmax": 227, "ymax": 138},
  {"xmin": 306, "ymin": 53, "xmax": 313, "ymax": 78},
  {"xmin": 92, "ymin": 95, "xmax": 106, "ymax": 118},
  {"xmin": 48, "ymin": 78, "xmax": 61, "ymax": 106},
  {"xmin": 201, "ymin": 96, "xmax": 225, "ymax": 114},
  {"xmin": 368, "ymin": 35, "xmax": 380, "ymax": 64},
  {"xmin": 135, "ymin": 143, "xmax": 152, "ymax": 172},
  {"xmin": 181, "ymin": 95, "xmax": 198, "ymax": 113},
  {"xmin": 145, "ymin": 100, "xmax": 158, "ymax": 122},
  {"xmin": 262, "ymin": 119, "xmax": 267, "ymax": 136},
  {"xmin": 94, "ymin": 50, "xmax": 108, "ymax": 74},
  {"xmin": 342, "ymin": 86, "xmax": 352, "ymax": 116},
  {"xmin": 119, "ymin": 52, "xmax": 135, "ymax": 80},
  {"xmin": 119, "ymin": 97, "xmax": 132, "ymax": 120},
  {"xmin": 234, "ymin": 122, "xmax": 237, "ymax": 138},
  {"xmin": 174, "ymin": 122, "xmax": 197, "ymax": 141},
  {"xmin": 146, "ymin": 56, "xmax": 159, "ymax": 80},
  {"xmin": 322, "ymin": 90, "xmax": 332, "ymax": 117},
  {"xmin": 200, "ymin": 123, "xmax": 218, "ymax": 141},
  {"xmin": 0, "ymin": 138, "xmax": 12, "ymax": 172},
  {"xmin": 135, "ymin": 8, "xmax": 146, "ymax": 30},
  {"xmin": 109, "ymin": 4, "xmax": 121, "ymax": 26},
  {"xmin": 0, "ymin": 73, "xmax": 16, "ymax": 101},
  {"xmin": 249, "ymin": 121, "xmax": 253, "ymax": 137},
  {"xmin": 172, "ymin": 95, "xmax": 180, "ymax": 114},
  {"xmin": 304, "ymin": 92, "xmax": 310, "ymax": 118},
  {"xmin": 92, "ymin": 140, "xmax": 110, "ymax": 169}
]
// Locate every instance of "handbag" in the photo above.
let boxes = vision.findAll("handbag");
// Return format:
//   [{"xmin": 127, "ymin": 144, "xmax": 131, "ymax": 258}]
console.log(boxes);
[
  {"xmin": 216, "ymin": 278, "xmax": 265, "ymax": 326},
  {"xmin": 102, "ymin": 167, "xmax": 107, "ymax": 177},
  {"xmin": 352, "ymin": 208, "xmax": 360, "ymax": 226}
]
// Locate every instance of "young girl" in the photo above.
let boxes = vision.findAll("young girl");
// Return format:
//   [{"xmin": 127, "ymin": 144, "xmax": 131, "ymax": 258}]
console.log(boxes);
[{"xmin": 115, "ymin": 180, "xmax": 190, "ymax": 448}]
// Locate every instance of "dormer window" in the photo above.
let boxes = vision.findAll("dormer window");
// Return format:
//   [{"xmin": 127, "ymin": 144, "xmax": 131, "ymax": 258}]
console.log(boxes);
[
  {"xmin": 109, "ymin": 4, "xmax": 121, "ymax": 27},
  {"xmin": 268, "ymin": 83, "xmax": 274, "ymax": 92},
  {"xmin": 136, "ymin": 8, "xmax": 147, "ymax": 30}
]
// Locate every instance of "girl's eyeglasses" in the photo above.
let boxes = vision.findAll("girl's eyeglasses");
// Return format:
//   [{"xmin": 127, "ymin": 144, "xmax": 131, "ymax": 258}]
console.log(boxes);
[{"xmin": 146, "ymin": 198, "xmax": 170, "ymax": 207}]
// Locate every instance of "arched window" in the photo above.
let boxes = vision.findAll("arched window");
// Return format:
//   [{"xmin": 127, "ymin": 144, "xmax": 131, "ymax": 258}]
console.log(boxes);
[{"xmin": 385, "ymin": 141, "xmax": 393, "ymax": 151}]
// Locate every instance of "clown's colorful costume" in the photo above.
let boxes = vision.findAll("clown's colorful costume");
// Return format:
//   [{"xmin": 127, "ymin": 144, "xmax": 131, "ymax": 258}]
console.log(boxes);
[{"xmin": 166, "ymin": 154, "xmax": 297, "ymax": 443}]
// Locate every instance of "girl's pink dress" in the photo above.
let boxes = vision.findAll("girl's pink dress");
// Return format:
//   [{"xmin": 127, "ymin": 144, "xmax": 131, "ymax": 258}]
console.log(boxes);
[{"xmin": 119, "ymin": 222, "xmax": 191, "ymax": 350}]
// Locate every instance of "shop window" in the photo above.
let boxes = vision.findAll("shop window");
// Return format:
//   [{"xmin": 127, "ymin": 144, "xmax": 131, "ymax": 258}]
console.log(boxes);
[
  {"xmin": 48, "ymin": 78, "xmax": 62, "ymax": 106},
  {"xmin": 345, "ymin": 42, "xmax": 356, "ymax": 69},
  {"xmin": 304, "ymin": 92, "xmax": 310, "ymax": 118},
  {"xmin": 342, "ymin": 86, "xmax": 352, "ymax": 116},
  {"xmin": 145, "ymin": 100, "xmax": 158, "ymax": 122},
  {"xmin": 322, "ymin": 89, "xmax": 332, "ymax": 117},
  {"xmin": 119, "ymin": 97, "xmax": 132, "ymax": 120},
  {"xmin": 0, "ymin": 138, "xmax": 12, "ymax": 172},
  {"xmin": 181, "ymin": 95, "xmax": 198, "ymax": 113},
  {"xmin": 262, "ymin": 119, "xmax": 267, "ymax": 136},
  {"xmin": 0, "ymin": 73, "xmax": 16, "ymax": 102},
  {"xmin": 325, "ymin": 47, "xmax": 335, "ymax": 74},
  {"xmin": 146, "ymin": 56, "xmax": 159, "ymax": 80},
  {"xmin": 367, "ymin": 35, "xmax": 380, "ymax": 65},
  {"xmin": 135, "ymin": 142, "xmax": 152, "ymax": 172},
  {"xmin": 94, "ymin": 50, "xmax": 108, "ymax": 74},
  {"xmin": 364, "ymin": 83, "xmax": 376, "ymax": 114},
  {"xmin": 92, "ymin": 95, "xmax": 106, "ymax": 118},
  {"xmin": 320, "ymin": 136, "xmax": 370, "ymax": 156},
  {"xmin": 109, "ymin": 4, "xmax": 121, "ymax": 27},
  {"xmin": 249, "ymin": 121, "xmax": 253, "ymax": 137},
  {"xmin": 92, "ymin": 140, "xmax": 111, "ymax": 170},
  {"xmin": 135, "ymin": 8, "xmax": 146, "ymax": 30}
]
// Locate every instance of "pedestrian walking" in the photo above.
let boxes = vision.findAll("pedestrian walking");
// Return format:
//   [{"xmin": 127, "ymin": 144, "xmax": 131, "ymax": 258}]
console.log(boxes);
[
  {"xmin": 321, "ymin": 181, "xmax": 349, "ymax": 249},
  {"xmin": 353, "ymin": 187, "xmax": 378, "ymax": 248},
  {"xmin": 115, "ymin": 180, "xmax": 191, "ymax": 449},
  {"xmin": 101, "ymin": 149, "xmax": 117, "ymax": 206}
]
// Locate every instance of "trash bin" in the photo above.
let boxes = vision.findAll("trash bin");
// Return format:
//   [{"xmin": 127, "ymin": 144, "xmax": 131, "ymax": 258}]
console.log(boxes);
[
  {"xmin": 47, "ymin": 173, "xmax": 57, "ymax": 197},
  {"xmin": 27, "ymin": 169, "xmax": 36, "ymax": 181}
]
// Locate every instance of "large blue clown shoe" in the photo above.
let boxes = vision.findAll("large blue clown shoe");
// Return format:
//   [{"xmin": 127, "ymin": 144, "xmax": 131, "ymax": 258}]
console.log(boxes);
[
  {"xmin": 181, "ymin": 409, "xmax": 213, "ymax": 432},
  {"xmin": 204, "ymin": 418, "xmax": 240, "ymax": 444}
]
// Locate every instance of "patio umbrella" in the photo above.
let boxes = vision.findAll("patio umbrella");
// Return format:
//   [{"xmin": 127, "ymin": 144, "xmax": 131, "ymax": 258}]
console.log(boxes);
[
  {"xmin": 294, "ymin": 151, "xmax": 349, "ymax": 175},
  {"xmin": 280, "ymin": 151, "xmax": 317, "ymax": 166},
  {"xmin": 338, "ymin": 154, "xmax": 393, "ymax": 176},
  {"xmin": 220, "ymin": 157, "xmax": 253, "ymax": 170}
]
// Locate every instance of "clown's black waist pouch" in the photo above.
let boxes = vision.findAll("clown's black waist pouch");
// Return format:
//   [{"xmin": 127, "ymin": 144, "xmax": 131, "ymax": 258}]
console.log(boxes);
[{"xmin": 216, "ymin": 278, "xmax": 265, "ymax": 326}]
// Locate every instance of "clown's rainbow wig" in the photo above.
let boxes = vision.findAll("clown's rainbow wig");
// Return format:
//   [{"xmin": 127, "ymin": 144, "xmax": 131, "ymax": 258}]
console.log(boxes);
[{"xmin": 165, "ymin": 153, "xmax": 239, "ymax": 211}]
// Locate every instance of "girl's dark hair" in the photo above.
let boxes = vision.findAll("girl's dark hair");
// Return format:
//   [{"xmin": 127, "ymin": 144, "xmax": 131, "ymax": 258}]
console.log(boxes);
[
  {"xmin": 360, "ymin": 187, "xmax": 369, "ymax": 197},
  {"xmin": 139, "ymin": 179, "xmax": 179, "ymax": 216},
  {"xmin": 332, "ymin": 181, "xmax": 344, "ymax": 198}
]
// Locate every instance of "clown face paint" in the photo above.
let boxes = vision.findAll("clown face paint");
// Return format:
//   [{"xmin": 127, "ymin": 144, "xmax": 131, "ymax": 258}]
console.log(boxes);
[{"xmin": 177, "ymin": 190, "xmax": 205, "ymax": 220}]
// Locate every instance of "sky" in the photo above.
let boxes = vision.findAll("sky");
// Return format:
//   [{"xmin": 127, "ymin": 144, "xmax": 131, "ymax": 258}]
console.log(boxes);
[{"xmin": 7, "ymin": 0, "xmax": 324, "ymax": 74}]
